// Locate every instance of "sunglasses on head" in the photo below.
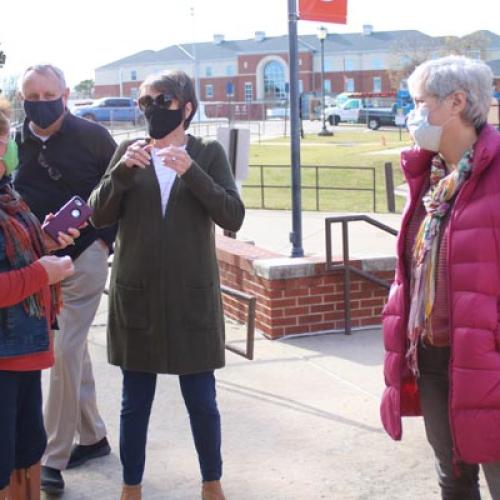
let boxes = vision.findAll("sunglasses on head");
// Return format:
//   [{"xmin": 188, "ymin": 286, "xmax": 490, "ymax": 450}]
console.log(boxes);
[{"xmin": 138, "ymin": 94, "xmax": 174, "ymax": 111}]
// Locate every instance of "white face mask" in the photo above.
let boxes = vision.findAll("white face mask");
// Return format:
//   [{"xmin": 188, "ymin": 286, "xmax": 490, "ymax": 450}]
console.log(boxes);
[{"xmin": 406, "ymin": 107, "xmax": 443, "ymax": 152}]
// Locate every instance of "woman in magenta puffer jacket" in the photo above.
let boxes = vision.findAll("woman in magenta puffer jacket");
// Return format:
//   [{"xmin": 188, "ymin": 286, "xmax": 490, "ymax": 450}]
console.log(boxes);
[{"xmin": 381, "ymin": 55, "xmax": 500, "ymax": 499}]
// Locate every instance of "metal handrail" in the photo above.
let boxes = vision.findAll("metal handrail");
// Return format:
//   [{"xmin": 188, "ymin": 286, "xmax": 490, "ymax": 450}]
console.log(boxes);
[
  {"xmin": 325, "ymin": 215, "xmax": 398, "ymax": 335},
  {"xmin": 221, "ymin": 284, "xmax": 256, "ymax": 360},
  {"xmin": 245, "ymin": 164, "xmax": 377, "ymax": 212}
]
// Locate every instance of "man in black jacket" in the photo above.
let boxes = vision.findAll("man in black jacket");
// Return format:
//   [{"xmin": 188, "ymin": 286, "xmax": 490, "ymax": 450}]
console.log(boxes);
[{"xmin": 14, "ymin": 64, "xmax": 116, "ymax": 495}]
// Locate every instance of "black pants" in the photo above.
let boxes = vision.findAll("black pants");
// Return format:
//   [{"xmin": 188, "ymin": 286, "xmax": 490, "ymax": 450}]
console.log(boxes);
[
  {"xmin": 418, "ymin": 344, "xmax": 481, "ymax": 500},
  {"xmin": 0, "ymin": 370, "xmax": 46, "ymax": 489},
  {"xmin": 418, "ymin": 344, "xmax": 500, "ymax": 499}
]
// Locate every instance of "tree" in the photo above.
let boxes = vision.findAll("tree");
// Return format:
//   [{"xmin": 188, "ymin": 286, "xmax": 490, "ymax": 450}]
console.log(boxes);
[
  {"xmin": 442, "ymin": 31, "xmax": 490, "ymax": 60},
  {"xmin": 74, "ymin": 79, "xmax": 94, "ymax": 98},
  {"xmin": 0, "ymin": 45, "xmax": 5, "ymax": 94},
  {"xmin": 387, "ymin": 36, "xmax": 439, "ymax": 91},
  {"xmin": 387, "ymin": 32, "xmax": 491, "ymax": 91}
]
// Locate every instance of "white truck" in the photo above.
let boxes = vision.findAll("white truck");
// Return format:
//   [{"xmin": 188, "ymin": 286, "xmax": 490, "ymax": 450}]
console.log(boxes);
[{"xmin": 324, "ymin": 98, "xmax": 363, "ymax": 126}]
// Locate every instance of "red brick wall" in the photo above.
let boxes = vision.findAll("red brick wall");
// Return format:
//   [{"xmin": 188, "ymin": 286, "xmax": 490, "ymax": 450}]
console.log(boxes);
[
  {"xmin": 313, "ymin": 71, "xmax": 393, "ymax": 94},
  {"xmin": 93, "ymin": 82, "xmax": 142, "ymax": 98},
  {"xmin": 216, "ymin": 236, "xmax": 392, "ymax": 339},
  {"xmin": 94, "ymin": 55, "xmax": 394, "ymax": 103}
]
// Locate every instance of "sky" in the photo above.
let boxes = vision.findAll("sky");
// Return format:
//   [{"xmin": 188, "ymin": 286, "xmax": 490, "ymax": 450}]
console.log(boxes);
[{"xmin": 1, "ymin": 0, "xmax": 499, "ymax": 90}]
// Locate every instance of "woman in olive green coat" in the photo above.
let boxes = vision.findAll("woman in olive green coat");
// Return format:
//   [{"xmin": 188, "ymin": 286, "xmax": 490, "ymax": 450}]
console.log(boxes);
[{"xmin": 89, "ymin": 70, "xmax": 244, "ymax": 500}]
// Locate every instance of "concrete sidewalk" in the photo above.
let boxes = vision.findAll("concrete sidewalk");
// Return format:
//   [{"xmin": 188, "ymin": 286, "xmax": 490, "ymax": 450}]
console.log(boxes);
[
  {"xmin": 40, "ymin": 211, "xmax": 493, "ymax": 499},
  {"xmin": 41, "ymin": 305, "xmax": 492, "ymax": 499},
  {"xmin": 233, "ymin": 209, "xmax": 401, "ymax": 259}
]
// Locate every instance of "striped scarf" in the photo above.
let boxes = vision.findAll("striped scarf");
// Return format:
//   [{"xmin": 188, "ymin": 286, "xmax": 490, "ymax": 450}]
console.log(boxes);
[
  {"xmin": 407, "ymin": 149, "xmax": 473, "ymax": 376},
  {"xmin": 0, "ymin": 183, "xmax": 62, "ymax": 319}
]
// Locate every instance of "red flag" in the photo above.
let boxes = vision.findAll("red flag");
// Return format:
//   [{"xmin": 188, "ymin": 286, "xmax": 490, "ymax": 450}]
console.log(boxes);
[{"xmin": 299, "ymin": 0, "xmax": 348, "ymax": 24}]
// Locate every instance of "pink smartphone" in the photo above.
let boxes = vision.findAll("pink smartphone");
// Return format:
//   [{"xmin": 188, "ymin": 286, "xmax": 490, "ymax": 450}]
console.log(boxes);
[{"xmin": 42, "ymin": 196, "xmax": 93, "ymax": 241}]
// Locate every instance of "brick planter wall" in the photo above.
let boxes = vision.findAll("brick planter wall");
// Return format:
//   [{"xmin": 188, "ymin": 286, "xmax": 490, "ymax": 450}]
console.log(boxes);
[{"xmin": 216, "ymin": 235, "xmax": 394, "ymax": 339}]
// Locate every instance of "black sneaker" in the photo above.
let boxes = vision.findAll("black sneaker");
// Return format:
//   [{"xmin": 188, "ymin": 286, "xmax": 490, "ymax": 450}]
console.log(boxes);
[
  {"xmin": 67, "ymin": 437, "xmax": 111, "ymax": 469},
  {"xmin": 41, "ymin": 466, "xmax": 64, "ymax": 495}
]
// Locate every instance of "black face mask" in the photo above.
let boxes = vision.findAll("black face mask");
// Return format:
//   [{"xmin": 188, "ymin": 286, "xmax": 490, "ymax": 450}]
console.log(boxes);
[
  {"xmin": 145, "ymin": 105, "xmax": 184, "ymax": 139},
  {"xmin": 24, "ymin": 97, "xmax": 65, "ymax": 129}
]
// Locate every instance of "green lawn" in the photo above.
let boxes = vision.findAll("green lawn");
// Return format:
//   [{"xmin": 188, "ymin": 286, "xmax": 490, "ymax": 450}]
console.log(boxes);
[{"xmin": 243, "ymin": 126, "xmax": 412, "ymax": 213}]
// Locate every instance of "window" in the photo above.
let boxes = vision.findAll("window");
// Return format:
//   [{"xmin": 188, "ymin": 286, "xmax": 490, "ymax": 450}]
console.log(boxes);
[
  {"xmin": 205, "ymin": 84, "xmax": 214, "ymax": 99},
  {"xmin": 130, "ymin": 70, "xmax": 137, "ymax": 81},
  {"xmin": 244, "ymin": 82, "xmax": 253, "ymax": 102},
  {"xmin": 226, "ymin": 81, "xmax": 234, "ymax": 97},
  {"xmin": 264, "ymin": 61, "xmax": 286, "ymax": 99},
  {"xmin": 107, "ymin": 99, "xmax": 129, "ymax": 107},
  {"xmin": 324, "ymin": 79, "xmax": 331, "ymax": 93},
  {"xmin": 345, "ymin": 58, "xmax": 354, "ymax": 71},
  {"xmin": 467, "ymin": 49, "xmax": 481, "ymax": 60},
  {"xmin": 205, "ymin": 66, "xmax": 213, "ymax": 77},
  {"xmin": 298, "ymin": 79, "xmax": 303, "ymax": 93},
  {"xmin": 324, "ymin": 58, "xmax": 333, "ymax": 72},
  {"xmin": 226, "ymin": 65, "xmax": 235, "ymax": 76},
  {"xmin": 371, "ymin": 58, "xmax": 383, "ymax": 70},
  {"xmin": 400, "ymin": 56, "xmax": 411, "ymax": 67},
  {"xmin": 373, "ymin": 77, "xmax": 382, "ymax": 93},
  {"xmin": 344, "ymin": 100, "xmax": 360, "ymax": 110},
  {"xmin": 344, "ymin": 78, "xmax": 355, "ymax": 92}
]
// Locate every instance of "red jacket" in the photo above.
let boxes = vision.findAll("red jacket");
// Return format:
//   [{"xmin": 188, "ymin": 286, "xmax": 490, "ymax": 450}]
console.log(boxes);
[
  {"xmin": 0, "ymin": 255, "xmax": 53, "ymax": 371},
  {"xmin": 380, "ymin": 125, "xmax": 500, "ymax": 464}
]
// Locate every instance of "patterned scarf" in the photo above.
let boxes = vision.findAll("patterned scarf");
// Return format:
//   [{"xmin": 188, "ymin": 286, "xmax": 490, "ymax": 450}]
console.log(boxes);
[
  {"xmin": 407, "ymin": 149, "xmax": 473, "ymax": 375},
  {"xmin": 0, "ymin": 183, "xmax": 62, "ymax": 319}
]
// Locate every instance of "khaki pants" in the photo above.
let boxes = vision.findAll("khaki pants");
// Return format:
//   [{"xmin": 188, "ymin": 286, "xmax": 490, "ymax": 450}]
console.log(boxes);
[{"xmin": 42, "ymin": 241, "xmax": 109, "ymax": 470}]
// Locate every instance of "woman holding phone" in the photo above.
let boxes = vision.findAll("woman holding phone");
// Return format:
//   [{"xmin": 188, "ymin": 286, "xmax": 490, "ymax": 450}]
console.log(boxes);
[
  {"xmin": 0, "ymin": 98, "xmax": 78, "ymax": 499},
  {"xmin": 90, "ymin": 70, "xmax": 244, "ymax": 500}
]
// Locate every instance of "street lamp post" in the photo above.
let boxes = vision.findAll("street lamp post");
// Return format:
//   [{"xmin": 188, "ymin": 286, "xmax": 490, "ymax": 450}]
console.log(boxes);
[
  {"xmin": 190, "ymin": 5, "xmax": 201, "ymax": 126},
  {"xmin": 317, "ymin": 26, "xmax": 333, "ymax": 137}
]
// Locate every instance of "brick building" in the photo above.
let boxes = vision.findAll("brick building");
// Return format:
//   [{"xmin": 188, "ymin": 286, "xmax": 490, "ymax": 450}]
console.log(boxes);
[{"xmin": 94, "ymin": 27, "xmax": 500, "ymax": 119}]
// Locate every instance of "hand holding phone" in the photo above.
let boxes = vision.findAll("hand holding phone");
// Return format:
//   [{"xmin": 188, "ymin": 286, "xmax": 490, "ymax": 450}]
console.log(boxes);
[{"xmin": 42, "ymin": 196, "xmax": 93, "ymax": 242}]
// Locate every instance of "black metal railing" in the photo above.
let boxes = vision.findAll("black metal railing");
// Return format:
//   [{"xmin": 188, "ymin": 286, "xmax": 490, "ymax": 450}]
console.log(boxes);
[
  {"xmin": 325, "ymin": 215, "xmax": 398, "ymax": 335},
  {"xmin": 221, "ymin": 285, "xmax": 256, "ymax": 360},
  {"xmin": 243, "ymin": 164, "xmax": 377, "ymax": 212}
]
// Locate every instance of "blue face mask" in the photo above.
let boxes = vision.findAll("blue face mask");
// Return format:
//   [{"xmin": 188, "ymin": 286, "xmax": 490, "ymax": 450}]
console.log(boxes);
[{"xmin": 24, "ymin": 97, "xmax": 65, "ymax": 129}]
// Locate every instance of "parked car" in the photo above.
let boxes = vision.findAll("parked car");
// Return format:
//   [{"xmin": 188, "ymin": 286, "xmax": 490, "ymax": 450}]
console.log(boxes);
[
  {"xmin": 358, "ymin": 106, "xmax": 398, "ymax": 130},
  {"xmin": 72, "ymin": 97, "xmax": 144, "ymax": 125},
  {"xmin": 325, "ymin": 98, "xmax": 362, "ymax": 126},
  {"xmin": 325, "ymin": 91, "xmax": 415, "ymax": 127},
  {"xmin": 358, "ymin": 101, "xmax": 415, "ymax": 130}
]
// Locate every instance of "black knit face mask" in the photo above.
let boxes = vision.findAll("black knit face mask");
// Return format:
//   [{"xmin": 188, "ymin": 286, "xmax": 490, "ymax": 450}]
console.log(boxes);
[{"xmin": 144, "ymin": 105, "xmax": 184, "ymax": 139}]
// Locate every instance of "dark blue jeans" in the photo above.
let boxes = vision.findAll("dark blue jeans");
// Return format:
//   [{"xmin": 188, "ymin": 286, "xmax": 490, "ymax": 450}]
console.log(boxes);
[
  {"xmin": 0, "ymin": 370, "xmax": 47, "ymax": 489},
  {"xmin": 120, "ymin": 370, "xmax": 222, "ymax": 486}
]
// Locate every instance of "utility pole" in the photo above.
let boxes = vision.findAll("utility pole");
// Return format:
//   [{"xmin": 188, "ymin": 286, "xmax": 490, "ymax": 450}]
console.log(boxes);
[
  {"xmin": 287, "ymin": 0, "xmax": 304, "ymax": 257},
  {"xmin": 190, "ymin": 5, "xmax": 202, "ymax": 125}
]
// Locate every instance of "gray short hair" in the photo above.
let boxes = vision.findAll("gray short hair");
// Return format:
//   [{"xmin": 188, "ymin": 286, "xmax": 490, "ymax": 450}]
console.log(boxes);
[
  {"xmin": 140, "ymin": 70, "xmax": 198, "ymax": 129},
  {"xmin": 20, "ymin": 64, "xmax": 67, "ymax": 93},
  {"xmin": 407, "ymin": 55, "xmax": 493, "ymax": 128}
]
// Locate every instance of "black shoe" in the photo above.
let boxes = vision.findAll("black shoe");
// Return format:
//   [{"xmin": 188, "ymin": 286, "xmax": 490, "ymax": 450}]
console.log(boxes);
[
  {"xmin": 41, "ymin": 466, "xmax": 64, "ymax": 495},
  {"xmin": 67, "ymin": 437, "xmax": 111, "ymax": 469}
]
